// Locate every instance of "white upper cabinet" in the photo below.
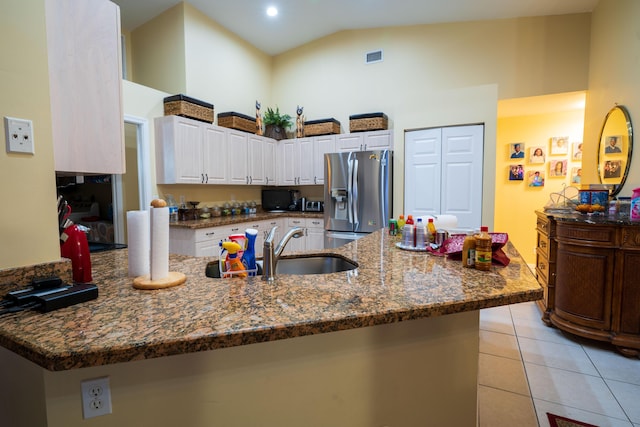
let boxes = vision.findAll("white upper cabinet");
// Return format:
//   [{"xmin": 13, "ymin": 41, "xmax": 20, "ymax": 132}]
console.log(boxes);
[
  {"xmin": 335, "ymin": 130, "xmax": 393, "ymax": 152},
  {"xmin": 155, "ymin": 115, "xmax": 228, "ymax": 184},
  {"xmin": 312, "ymin": 135, "xmax": 336, "ymax": 185},
  {"xmin": 263, "ymin": 137, "xmax": 277, "ymax": 185},
  {"xmin": 227, "ymin": 130, "xmax": 249, "ymax": 185},
  {"xmin": 248, "ymin": 134, "xmax": 275, "ymax": 186},
  {"xmin": 46, "ymin": 0, "xmax": 125, "ymax": 174}
]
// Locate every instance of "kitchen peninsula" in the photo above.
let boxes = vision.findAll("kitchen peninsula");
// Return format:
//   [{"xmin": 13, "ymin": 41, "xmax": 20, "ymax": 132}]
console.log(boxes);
[{"xmin": 0, "ymin": 230, "xmax": 541, "ymax": 427}]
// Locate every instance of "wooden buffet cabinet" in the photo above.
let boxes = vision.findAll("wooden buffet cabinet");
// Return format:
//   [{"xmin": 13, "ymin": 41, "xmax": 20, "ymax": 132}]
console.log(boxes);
[{"xmin": 535, "ymin": 211, "xmax": 640, "ymax": 358}]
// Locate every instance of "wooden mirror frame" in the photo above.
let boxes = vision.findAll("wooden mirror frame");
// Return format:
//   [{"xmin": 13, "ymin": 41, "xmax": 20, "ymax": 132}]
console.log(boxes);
[{"xmin": 597, "ymin": 105, "xmax": 633, "ymax": 197}]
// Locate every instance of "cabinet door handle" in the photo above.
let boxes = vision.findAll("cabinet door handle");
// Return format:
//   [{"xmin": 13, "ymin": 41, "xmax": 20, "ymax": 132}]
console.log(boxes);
[
  {"xmin": 540, "ymin": 241, "xmax": 547, "ymax": 249},
  {"xmin": 538, "ymin": 262, "xmax": 546, "ymax": 270},
  {"xmin": 201, "ymin": 173, "xmax": 205, "ymax": 184},
  {"xmin": 250, "ymin": 176, "xmax": 253, "ymax": 184},
  {"xmin": 205, "ymin": 173, "xmax": 208, "ymax": 183},
  {"xmin": 231, "ymin": 227, "xmax": 240, "ymax": 232},
  {"xmin": 246, "ymin": 176, "xmax": 249, "ymax": 185},
  {"xmin": 205, "ymin": 231, "xmax": 216, "ymax": 237}
]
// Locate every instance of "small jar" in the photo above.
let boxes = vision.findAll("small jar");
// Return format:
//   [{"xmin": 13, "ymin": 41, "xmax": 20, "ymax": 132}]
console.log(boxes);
[{"xmin": 212, "ymin": 205, "xmax": 221, "ymax": 217}]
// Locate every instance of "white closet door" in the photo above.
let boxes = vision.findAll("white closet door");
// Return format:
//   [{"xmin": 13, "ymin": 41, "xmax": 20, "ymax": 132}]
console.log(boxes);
[
  {"xmin": 404, "ymin": 128, "xmax": 442, "ymax": 217},
  {"xmin": 441, "ymin": 125, "xmax": 484, "ymax": 230},
  {"xmin": 405, "ymin": 125, "xmax": 483, "ymax": 230}
]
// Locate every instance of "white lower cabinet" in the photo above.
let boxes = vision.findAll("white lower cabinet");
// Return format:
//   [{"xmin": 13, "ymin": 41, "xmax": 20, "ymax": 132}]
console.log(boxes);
[
  {"xmin": 283, "ymin": 217, "xmax": 325, "ymax": 254},
  {"xmin": 169, "ymin": 217, "xmax": 323, "ymax": 258}
]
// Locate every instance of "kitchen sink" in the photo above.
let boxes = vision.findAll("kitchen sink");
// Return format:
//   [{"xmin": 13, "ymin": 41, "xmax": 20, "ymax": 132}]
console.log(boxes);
[{"xmin": 205, "ymin": 255, "xmax": 358, "ymax": 279}]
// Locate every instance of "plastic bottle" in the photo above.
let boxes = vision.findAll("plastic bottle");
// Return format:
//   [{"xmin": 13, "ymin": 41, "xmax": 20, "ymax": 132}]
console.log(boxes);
[
  {"xmin": 242, "ymin": 228, "xmax": 258, "ymax": 274},
  {"xmin": 427, "ymin": 218, "xmax": 437, "ymax": 244},
  {"xmin": 166, "ymin": 194, "xmax": 178, "ymax": 222},
  {"xmin": 475, "ymin": 226, "xmax": 492, "ymax": 271},
  {"xmin": 415, "ymin": 218, "xmax": 426, "ymax": 249},
  {"xmin": 221, "ymin": 241, "xmax": 247, "ymax": 277},
  {"xmin": 405, "ymin": 215, "xmax": 415, "ymax": 246},
  {"xmin": 401, "ymin": 224, "xmax": 414, "ymax": 247},
  {"xmin": 397, "ymin": 215, "xmax": 406, "ymax": 230},
  {"xmin": 462, "ymin": 230, "xmax": 476, "ymax": 268},
  {"xmin": 631, "ymin": 188, "xmax": 640, "ymax": 222}
]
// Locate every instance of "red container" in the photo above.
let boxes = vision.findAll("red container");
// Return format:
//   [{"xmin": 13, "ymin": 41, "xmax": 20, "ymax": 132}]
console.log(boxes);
[{"xmin": 60, "ymin": 225, "xmax": 92, "ymax": 283}]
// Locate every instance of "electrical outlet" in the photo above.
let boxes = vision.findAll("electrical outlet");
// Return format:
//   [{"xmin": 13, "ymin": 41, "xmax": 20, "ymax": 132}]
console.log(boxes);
[
  {"xmin": 81, "ymin": 377, "xmax": 112, "ymax": 419},
  {"xmin": 4, "ymin": 116, "xmax": 34, "ymax": 154}
]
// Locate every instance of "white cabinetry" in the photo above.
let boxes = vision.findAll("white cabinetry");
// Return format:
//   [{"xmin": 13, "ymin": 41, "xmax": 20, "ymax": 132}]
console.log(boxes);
[
  {"xmin": 279, "ymin": 136, "xmax": 333, "ymax": 186},
  {"xmin": 282, "ymin": 217, "xmax": 325, "ymax": 254},
  {"xmin": 248, "ymin": 134, "xmax": 277, "ymax": 185},
  {"xmin": 227, "ymin": 130, "xmax": 250, "ymax": 185},
  {"xmin": 155, "ymin": 116, "xmax": 227, "ymax": 184},
  {"xmin": 46, "ymin": 0, "xmax": 125, "ymax": 174},
  {"xmin": 170, "ymin": 226, "xmax": 233, "ymax": 257},
  {"xmin": 244, "ymin": 218, "xmax": 284, "ymax": 258},
  {"xmin": 335, "ymin": 130, "xmax": 393, "ymax": 152}
]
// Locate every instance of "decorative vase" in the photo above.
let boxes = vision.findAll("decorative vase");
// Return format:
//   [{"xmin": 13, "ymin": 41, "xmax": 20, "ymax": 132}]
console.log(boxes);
[{"xmin": 265, "ymin": 124, "xmax": 286, "ymax": 140}]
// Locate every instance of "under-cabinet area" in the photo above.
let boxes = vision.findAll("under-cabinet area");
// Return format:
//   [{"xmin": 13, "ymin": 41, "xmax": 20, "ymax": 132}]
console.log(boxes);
[{"xmin": 535, "ymin": 211, "xmax": 640, "ymax": 358}]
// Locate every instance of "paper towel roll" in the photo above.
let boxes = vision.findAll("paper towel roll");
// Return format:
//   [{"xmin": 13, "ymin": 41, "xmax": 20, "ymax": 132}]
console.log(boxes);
[
  {"xmin": 150, "ymin": 207, "xmax": 169, "ymax": 280},
  {"xmin": 127, "ymin": 210, "xmax": 150, "ymax": 277}
]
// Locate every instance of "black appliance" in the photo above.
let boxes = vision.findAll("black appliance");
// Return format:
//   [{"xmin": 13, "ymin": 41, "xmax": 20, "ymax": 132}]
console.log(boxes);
[{"xmin": 262, "ymin": 189, "xmax": 296, "ymax": 211}]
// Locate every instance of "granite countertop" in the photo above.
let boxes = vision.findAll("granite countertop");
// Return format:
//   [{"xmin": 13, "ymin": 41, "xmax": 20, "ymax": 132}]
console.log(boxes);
[
  {"xmin": 538, "ymin": 209, "xmax": 640, "ymax": 225},
  {"xmin": 0, "ymin": 230, "xmax": 542, "ymax": 371},
  {"xmin": 171, "ymin": 210, "xmax": 324, "ymax": 229}
]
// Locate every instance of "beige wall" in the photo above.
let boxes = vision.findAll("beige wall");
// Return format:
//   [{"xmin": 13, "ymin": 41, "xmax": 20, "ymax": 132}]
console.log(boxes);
[
  {"xmin": 131, "ymin": 3, "xmax": 187, "ymax": 94},
  {"xmin": 271, "ymin": 14, "xmax": 591, "ymax": 226},
  {"xmin": 0, "ymin": 0, "xmax": 60, "ymax": 269},
  {"xmin": 583, "ymin": 0, "xmax": 640, "ymax": 196},
  {"xmin": 496, "ymin": 108, "xmax": 586, "ymax": 265}
]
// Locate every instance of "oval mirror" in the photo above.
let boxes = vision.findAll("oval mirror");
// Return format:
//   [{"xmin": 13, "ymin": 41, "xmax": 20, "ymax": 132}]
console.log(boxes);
[{"xmin": 597, "ymin": 105, "xmax": 633, "ymax": 197}]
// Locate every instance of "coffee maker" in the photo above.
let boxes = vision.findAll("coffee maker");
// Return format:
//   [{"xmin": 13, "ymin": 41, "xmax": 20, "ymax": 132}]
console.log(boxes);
[{"xmin": 289, "ymin": 190, "xmax": 302, "ymax": 211}]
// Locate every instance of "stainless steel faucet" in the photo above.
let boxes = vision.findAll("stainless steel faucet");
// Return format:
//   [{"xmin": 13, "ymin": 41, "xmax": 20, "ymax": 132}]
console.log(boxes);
[{"xmin": 262, "ymin": 226, "xmax": 305, "ymax": 281}]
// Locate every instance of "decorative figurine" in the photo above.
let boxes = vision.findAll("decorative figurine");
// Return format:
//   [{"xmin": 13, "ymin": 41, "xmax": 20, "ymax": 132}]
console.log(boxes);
[
  {"xmin": 296, "ymin": 105, "xmax": 305, "ymax": 138},
  {"xmin": 256, "ymin": 100, "xmax": 263, "ymax": 136}
]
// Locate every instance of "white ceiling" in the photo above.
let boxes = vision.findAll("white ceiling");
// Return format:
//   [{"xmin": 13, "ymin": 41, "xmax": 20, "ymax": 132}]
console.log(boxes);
[{"xmin": 112, "ymin": 0, "xmax": 599, "ymax": 56}]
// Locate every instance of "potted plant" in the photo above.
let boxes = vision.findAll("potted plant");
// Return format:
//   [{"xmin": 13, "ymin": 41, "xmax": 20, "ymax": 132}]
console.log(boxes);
[{"xmin": 262, "ymin": 107, "xmax": 292, "ymax": 140}]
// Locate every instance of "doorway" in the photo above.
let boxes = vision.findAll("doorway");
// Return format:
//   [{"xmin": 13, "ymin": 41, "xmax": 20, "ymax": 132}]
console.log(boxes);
[
  {"xmin": 112, "ymin": 115, "xmax": 152, "ymax": 244},
  {"xmin": 404, "ymin": 124, "xmax": 484, "ymax": 230}
]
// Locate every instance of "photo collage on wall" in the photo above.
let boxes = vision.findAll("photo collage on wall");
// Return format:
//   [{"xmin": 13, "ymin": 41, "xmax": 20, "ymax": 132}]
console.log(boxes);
[{"xmin": 507, "ymin": 136, "xmax": 582, "ymax": 188}]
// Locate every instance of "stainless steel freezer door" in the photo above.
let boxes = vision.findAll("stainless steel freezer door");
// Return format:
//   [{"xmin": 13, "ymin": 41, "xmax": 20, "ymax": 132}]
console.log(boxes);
[
  {"xmin": 324, "ymin": 152, "xmax": 355, "ymax": 232},
  {"xmin": 352, "ymin": 150, "xmax": 392, "ymax": 233},
  {"xmin": 324, "ymin": 231, "xmax": 369, "ymax": 249}
]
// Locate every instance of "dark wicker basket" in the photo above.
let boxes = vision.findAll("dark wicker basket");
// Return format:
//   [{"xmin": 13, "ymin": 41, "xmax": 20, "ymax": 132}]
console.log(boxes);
[
  {"xmin": 217, "ymin": 112, "xmax": 257, "ymax": 134},
  {"xmin": 349, "ymin": 112, "xmax": 388, "ymax": 132},
  {"xmin": 304, "ymin": 118, "xmax": 341, "ymax": 136},
  {"xmin": 163, "ymin": 94, "xmax": 214, "ymax": 123}
]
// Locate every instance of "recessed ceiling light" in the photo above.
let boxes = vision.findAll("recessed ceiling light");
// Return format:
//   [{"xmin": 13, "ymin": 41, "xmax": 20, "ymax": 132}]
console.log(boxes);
[{"xmin": 267, "ymin": 6, "xmax": 278, "ymax": 17}]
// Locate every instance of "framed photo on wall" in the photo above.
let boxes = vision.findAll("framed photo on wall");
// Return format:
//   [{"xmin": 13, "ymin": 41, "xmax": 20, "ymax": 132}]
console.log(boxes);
[
  {"xmin": 529, "ymin": 146, "xmax": 545, "ymax": 164},
  {"xmin": 571, "ymin": 167, "xmax": 582, "ymax": 185},
  {"xmin": 549, "ymin": 159, "xmax": 567, "ymax": 177},
  {"xmin": 550, "ymin": 136, "xmax": 569, "ymax": 155},
  {"xmin": 572, "ymin": 142, "xmax": 583, "ymax": 160},
  {"xmin": 509, "ymin": 164, "xmax": 524, "ymax": 181},
  {"xmin": 509, "ymin": 142, "xmax": 525, "ymax": 159},
  {"xmin": 527, "ymin": 170, "xmax": 545, "ymax": 187}
]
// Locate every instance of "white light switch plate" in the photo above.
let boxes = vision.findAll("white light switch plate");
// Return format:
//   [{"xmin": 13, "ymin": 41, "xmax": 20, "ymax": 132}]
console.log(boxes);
[{"xmin": 4, "ymin": 116, "xmax": 34, "ymax": 154}]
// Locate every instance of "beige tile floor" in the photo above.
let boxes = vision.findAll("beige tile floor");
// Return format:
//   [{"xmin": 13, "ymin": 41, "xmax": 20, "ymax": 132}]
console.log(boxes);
[{"xmin": 478, "ymin": 301, "xmax": 640, "ymax": 427}]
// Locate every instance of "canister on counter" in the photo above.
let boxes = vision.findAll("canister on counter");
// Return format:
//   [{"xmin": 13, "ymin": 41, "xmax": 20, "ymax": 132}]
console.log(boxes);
[{"xmin": 388, "ymin": 219, "xmax": 398, "ymax": 236}]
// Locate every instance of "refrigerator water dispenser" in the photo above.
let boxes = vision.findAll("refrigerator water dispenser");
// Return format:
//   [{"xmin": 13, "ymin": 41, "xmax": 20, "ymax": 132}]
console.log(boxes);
[{"xmin": 331, "ymin": 188, "xmax": 348, "ymax": 220}]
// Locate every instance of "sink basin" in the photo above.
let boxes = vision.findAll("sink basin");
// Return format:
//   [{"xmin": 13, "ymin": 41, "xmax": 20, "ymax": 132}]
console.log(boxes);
[
  {"xmin": 272, "ymin": 255, "xmax": 358, "ymax": 275},
  {"xmin": 205, "ymin": 255, "xmax": 357, "ymax": 279}
]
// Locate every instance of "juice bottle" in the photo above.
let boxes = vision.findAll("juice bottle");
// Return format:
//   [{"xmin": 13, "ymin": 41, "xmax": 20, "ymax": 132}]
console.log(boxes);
[
  {"xmin": 474, "ymin": 226, "xmax": 492, "ymax": 271},
  {"xmin": 397, "ymin": 215, "xmax": 406, "ymax": 230},
  {"xmin": 462, "ymin": 230, "xmax": 476, "ymax": 268},
  {"xmin": 427, "ymin": 218, "xmax": 437, "ymax": 244}
]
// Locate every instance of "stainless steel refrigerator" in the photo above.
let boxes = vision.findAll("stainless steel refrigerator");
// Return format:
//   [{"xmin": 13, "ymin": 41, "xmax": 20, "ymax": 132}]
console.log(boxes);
[{"xmin": 324, "ymin": 150, "xmax": 393, "ymax": 248}]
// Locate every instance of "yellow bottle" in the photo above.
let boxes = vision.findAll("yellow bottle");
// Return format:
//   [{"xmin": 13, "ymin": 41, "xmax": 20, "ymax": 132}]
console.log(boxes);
[
  {"xmin": 397, "ymin": 214, "xmax": 406, "ymax": 230},
  {"xmin": 474, "ymin": 226, "xmax": 492, "ymax": 271},
  {"xmin": 222, "ymin": 241, "xmax": 247, "ymax": 277},
  {"xmin": 427, "ymin": 218, "xmax": 437, "ymax": 243},
  {"xmin": 462, "ymin": 230, "xmax": 476, "ymax": 268}
]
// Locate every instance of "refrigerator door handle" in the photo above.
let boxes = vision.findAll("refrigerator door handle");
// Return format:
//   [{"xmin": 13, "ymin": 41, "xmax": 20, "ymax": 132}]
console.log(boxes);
[
  {"xmin": 352, "ymin": 157, "xmax": 359, "ymax": 228},
  {"xmin": 347, "ymin": 154, "xmax": 354, "ymax": 225}
]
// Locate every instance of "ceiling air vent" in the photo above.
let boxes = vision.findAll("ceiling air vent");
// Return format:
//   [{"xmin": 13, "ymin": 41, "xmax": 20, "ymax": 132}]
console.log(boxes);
[{"xmin": 365, "ymin": 50, "xmax": 383, "ymax": 64}]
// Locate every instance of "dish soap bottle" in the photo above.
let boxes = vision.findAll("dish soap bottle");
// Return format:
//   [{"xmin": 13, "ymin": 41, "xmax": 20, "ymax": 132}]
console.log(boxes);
[
  {"xmin": 475, "ymin": 226, "xmax": 492, "ymax": 271},
  {"xmin": 242, "ymin": 228, "xmax": 258, "ymax": 274},
  {"xmin": 462, "ymin": 230, "xmax": 476, "ymax": 268}
]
